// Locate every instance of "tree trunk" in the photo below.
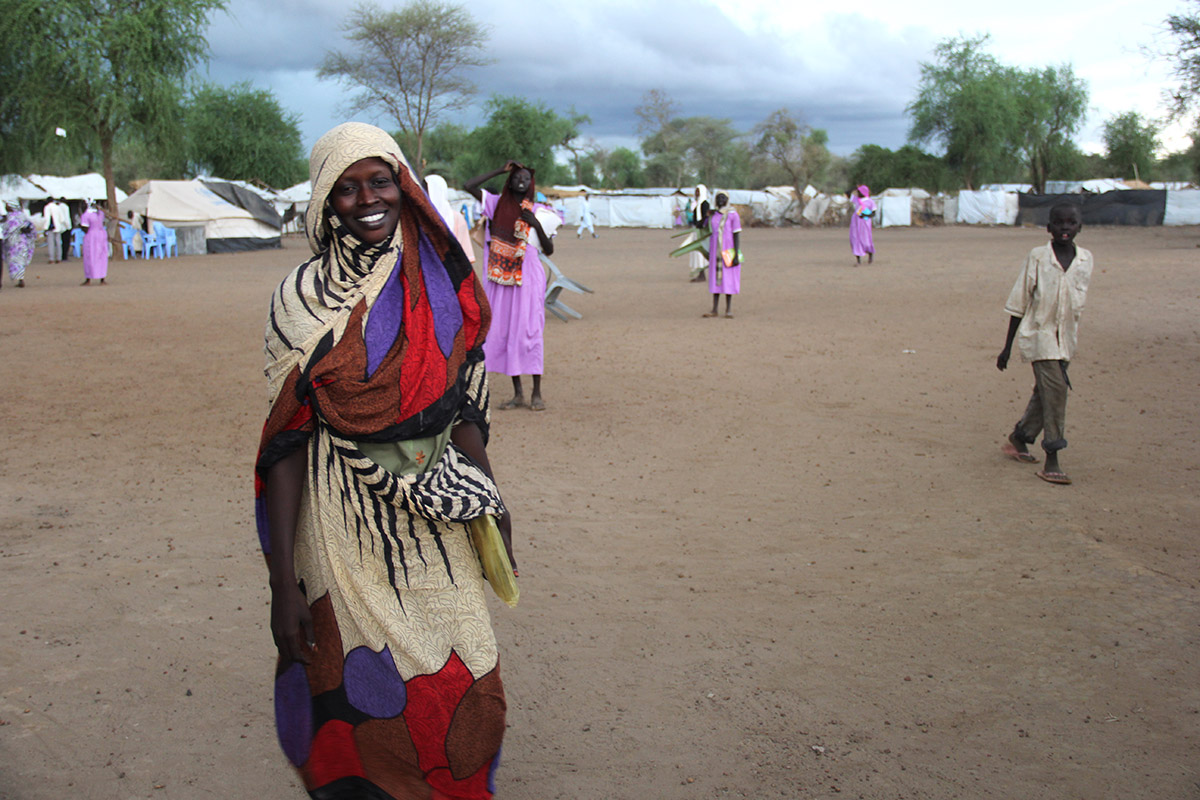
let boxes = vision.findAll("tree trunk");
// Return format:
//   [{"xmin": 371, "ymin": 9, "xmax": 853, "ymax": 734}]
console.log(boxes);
[{"xmin": 100, "ymin": 124, "xmax": 119, "ymax": 247}]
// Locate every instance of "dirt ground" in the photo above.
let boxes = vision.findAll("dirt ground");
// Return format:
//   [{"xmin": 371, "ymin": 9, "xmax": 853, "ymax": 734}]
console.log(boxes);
[{"xmin": 0, "ymin": 222, "xmax": 1197, "ymax": 800}]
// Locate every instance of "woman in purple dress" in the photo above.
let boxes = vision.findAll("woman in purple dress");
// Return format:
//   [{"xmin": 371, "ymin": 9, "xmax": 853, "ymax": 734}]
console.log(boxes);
[
  {"xmin": 702, "ymin": 192, "xmax": 741, "ymax": 319},
  {"xmin": 849, "ymin": 184, "xmax": 876, "ymax": 265},
  {"xmin": 3, "ymin": 203, "xmax": 36, "ymax": 288},
  {"xmin": 79, "ymin": 203, "xmax": 109, "ymax": 285},
  {"xmin": 464, "ymin": 161, "xmax": 555, "ymax": 411}
]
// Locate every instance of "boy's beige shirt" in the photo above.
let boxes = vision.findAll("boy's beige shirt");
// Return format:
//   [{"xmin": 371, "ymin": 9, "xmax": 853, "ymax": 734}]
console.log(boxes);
[{"xmin": 1005, "ymin": 242, "xmax": 1094, "ymax": 362}]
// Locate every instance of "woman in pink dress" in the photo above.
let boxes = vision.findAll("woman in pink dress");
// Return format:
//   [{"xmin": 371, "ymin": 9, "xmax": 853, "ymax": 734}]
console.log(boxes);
[
  {"xmin": 463, "ymin": 161, "xmax": 555, "ymax": 411},
  {"xmin": 849, "ymin": 184, "xmax": 876, "ymax": 265},
  {"xmin": 703, "ymin": 192, "xmax": 741, "ymax": 318},
  {"xmin": 79, "ymin": 203, "xmax": 109, "ymax": 285}
]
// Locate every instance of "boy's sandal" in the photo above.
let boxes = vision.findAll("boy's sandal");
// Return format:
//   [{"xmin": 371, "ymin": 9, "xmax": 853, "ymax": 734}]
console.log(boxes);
[{"xmin": 1036, "ymin": 470, "xmax": 1072, "ymax": 485}]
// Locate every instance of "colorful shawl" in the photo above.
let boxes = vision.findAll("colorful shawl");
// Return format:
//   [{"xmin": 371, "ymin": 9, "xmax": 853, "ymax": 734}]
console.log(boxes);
[
  {"xmin": 485, "ymin": 165, "xmax": 535, "ymax": 287},
  {"xmin": 256, "ymin": 122, "xmax": 493, "ymax": 547}
]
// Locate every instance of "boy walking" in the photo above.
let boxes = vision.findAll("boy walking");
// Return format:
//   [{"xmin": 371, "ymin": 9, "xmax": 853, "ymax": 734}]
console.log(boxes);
[{"xmin": 996, "ymin": 203, "xmax": 1093, "ymax": 485}]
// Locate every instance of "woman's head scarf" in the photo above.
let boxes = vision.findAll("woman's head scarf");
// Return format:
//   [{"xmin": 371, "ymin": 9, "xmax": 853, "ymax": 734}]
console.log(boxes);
[
  {"xmin": 424, "ymin": 173, "xmax": 456, "ymax": 230},
  {"xmin": 485, "ymin": 163, "xmax": 535, "ymax": 286},
  {"xmin": 257, "ymin": 122, "xmax": 490, "ymax": 484},
  {"xmin": 856, "ymin": 185, "xmax": 871, "ymax": 199}
]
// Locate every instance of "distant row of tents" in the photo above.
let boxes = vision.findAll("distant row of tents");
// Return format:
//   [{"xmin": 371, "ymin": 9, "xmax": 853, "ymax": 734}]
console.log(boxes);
[
  {"xmin": 4, "ymin": 174, "xmax": 1198, "ymax": 257},
  {"xmin": 0, "ymin": 172, "xmax": 298, "ymax": 254}
]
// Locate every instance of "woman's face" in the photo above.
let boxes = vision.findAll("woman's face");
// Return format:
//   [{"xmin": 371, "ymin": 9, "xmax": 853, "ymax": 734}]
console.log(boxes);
[
  {"xmin": 715, "ymin": 193, "xmax": 728, "ymax": 207},
  {"xmin": 330, "ymin": 157, "xmax": 401, "ymax": 245},
  {"xmin": 508, "ymin": 168, "xmax": 532, "ymax": 195}
]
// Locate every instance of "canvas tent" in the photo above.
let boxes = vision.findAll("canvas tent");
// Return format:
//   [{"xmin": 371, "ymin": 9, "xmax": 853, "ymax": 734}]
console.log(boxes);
[{"xmin": 119, "ymin": 180, "xmax": 281, "ymax": 254}]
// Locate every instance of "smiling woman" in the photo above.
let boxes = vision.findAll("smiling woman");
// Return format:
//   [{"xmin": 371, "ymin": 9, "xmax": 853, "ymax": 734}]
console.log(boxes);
[
  {"xmin": 328, "ymin": 157, "xmax": 402, "ymax": 245},
  {"xmin": 254, "ymin": 122, "xmax": 514, "ymax": 799}
]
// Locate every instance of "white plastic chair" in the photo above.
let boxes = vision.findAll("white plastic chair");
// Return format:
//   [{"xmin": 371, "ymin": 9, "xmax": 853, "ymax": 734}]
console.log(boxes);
[{"xmin": 542, "ymin": 253, "xmax": 593, "ymax": 322}]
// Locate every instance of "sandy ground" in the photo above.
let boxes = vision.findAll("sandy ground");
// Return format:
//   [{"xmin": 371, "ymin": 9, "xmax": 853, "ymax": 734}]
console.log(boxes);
[{"xmin": 0, "ymin": 222, "xmax": 1197, "ymax": 800}]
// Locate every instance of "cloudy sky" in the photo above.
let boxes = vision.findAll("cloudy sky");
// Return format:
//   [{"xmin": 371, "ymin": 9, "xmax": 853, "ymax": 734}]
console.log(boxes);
[{"xmin": 202, "ymin": 0, "xmax": 1192, "ymax": 160}]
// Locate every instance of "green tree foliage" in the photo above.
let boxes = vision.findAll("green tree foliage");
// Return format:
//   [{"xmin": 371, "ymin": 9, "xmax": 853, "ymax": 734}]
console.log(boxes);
[
  {"xmin": 318, "ymin": 0, "xmax": 490, "ymax": 176},
  {"xmin": 3, "ymin": 0, "xmax": 225, "ymax": 222},
  {"xmin": 397, "ymin": 123, "xmax": 470, "ymax": 185},
  {"xmin": 1164, "ymin": 0, "xmax": 1200, "ymax": 119},
  {"xmin": 1015, "ymin": 65, "xmax": 1089, "ymax": 193},
  {"xmin": 1103, "ymin": 112, "xmax": 1160, "ymax": 180},
  {"xmin": 635, "ymin": 89, "xmax": 688, "ymax": 186},
  {"xmin": 635, "ymin": 91, "xmax": 748, "ymax": 187},
  {"xmin": 751, "ymin": 109, "xmax": 836, "ymax": 192},
  {"xmin": 602, "ymin": 147, "xmax": 645, "ymax": 189},
  {"xmin": 459, "ymin": 96, "xmax": 578, "ymax": 188},
  {"xmin": 908, "ymin": 35, "xmax": 1090, "ymax": 190},
  {"xmin": 908, "ymin": 36, "xmax": 1020, "ymax": 188},
  {"xmin": 556, "ymin": 108, "xmax": 595, "ymax": 184},
  {"xmin": 184, "ymin": 83, "xmax": 306, "ymax": 188},
  {"xmin": 683, "ymin": 117, "xmax": 743, "ymax": 187},
  {"xmin": 848, "ymin": 144, "xmax": 956, "ymax": 193}
]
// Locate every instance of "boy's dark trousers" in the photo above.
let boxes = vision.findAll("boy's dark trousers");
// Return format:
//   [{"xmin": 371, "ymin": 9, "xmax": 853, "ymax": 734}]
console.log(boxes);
[{"xmin": 1014, "ymin": 359, "xmax": 1070, "ymax": 453}]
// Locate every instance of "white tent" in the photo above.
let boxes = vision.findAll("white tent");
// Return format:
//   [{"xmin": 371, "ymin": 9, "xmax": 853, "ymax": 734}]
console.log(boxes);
[
  {"xmin": 119, "ymin": 180, "xmax": 280, "ymax": 254},
  {"xmin": 956, "ymin": 190, "xmax": 1019, "ymax": 225},
  {"xmin": 878, "ymin": 196, "xmax": 911, "ymax": 227},
  {"xmin": 27, "ymin": 173, "xmax": 126, "ymax": 203},
  {"xmin": 0, "ymin": 175, "xmax": 47, "ymax": 205}
]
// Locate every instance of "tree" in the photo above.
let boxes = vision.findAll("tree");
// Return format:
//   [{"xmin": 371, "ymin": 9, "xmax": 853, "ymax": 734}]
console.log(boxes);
[
  {"xmin": 636, "ymin": 89, "xmax": 689, "ymax": 186},
  {"xmin": 682, "ymin": 117, "xmax": 742, "ymax": 187},
  {"xmin": 1103, "ymin": 112, "xmax": 1160, "ymax": 180},
  {"xmin": 555, "ymin": 108, "xmax": 595, "ymax": 185},
  {"xmin": 185, "ymin": 83, "xmax": 306, "ymax": 188},
  {"xmin": 1014, "ymin": 65, "xmax": 1088, "ymax": 193},
  {"xmin": 3, "ymin": 0, "xmax": 226, "ymax": 229},
  {"xmin": 848, "ymin": 144, "xmax": 956, "ymax": 193},
  {"xmin": 1164, "ymin": 1, "xmax": 1200, "ymax": 119},
  {"xmin": 601, "ymin": 147, "xmax": 645, "ymax": 189},
  {"xmin": 753, "ymin": 109, "xmax": 808, "ymax": 193},
  {"xmin": 396, "ymin": 122, "xmax": 470, "ymax": 185},
  {"xmin": 459, "ymin": 96, "xmax": 578, "ymax": 187},
  {"xmin": 907, "ymin": 35, "xmax": 1022, "ymax": 189},
  {"xmin": 318, "ymin": 0, "xmax": 490, "ymax": 176}
]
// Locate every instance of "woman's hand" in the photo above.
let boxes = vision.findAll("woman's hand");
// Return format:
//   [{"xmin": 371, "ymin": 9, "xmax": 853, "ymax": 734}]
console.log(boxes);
[
  {"xmin": 271, "ymin": 580, "xmax": 315, "ymax": 665},
  {"xmin": 519, "ymin": 209, "xmax": 537, "ymax": 225},
  {"xmin": 497, "ymin": 509, "xmax": 516, "ymax": 573}
]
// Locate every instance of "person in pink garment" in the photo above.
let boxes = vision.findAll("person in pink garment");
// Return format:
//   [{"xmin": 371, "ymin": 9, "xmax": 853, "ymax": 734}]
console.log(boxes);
[
  {"xmin": 79, "ymin": 203, "xmax": 110, "ymax": 285},
  {"xmin": 702, "ymin": 192, "xmax": 741, "ymax": 318},
  {"xmin": 425, "ymin": 173, "xmax": 476, "ymax": 263},
  {"xmin": 849, "ymin": 184, "xmax": 876, "ymax": 265},
  {"xmin": 464, "ymin": 161, "xmax": 555, "ymax": 411}
]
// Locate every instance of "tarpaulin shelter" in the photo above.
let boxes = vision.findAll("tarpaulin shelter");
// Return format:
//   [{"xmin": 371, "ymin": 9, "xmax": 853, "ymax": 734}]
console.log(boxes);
[
  {"xmin": 1017, "ymin": 191, "xmax": 1167, "ymax": 226},
  {"xmin": 119, "ymin": 180, "xmax": 280, "ymax": 254},
  {"xmin": 956, "ymin": 191, "xmax": 1019, "ymax": 225},
  {"xmin": 1164, "ymin": 190, "xmax": 1200, "ymax": 225}
]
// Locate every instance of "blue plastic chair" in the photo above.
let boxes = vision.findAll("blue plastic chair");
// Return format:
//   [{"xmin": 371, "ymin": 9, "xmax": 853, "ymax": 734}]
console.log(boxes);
[
  {"xmin": 141, "ymin": 223, "xmax": 164, "ymax": 259},
  {"xmin": 70, "ymin": 227, "xmax": 85, "ymax": 258},
  {"xmin": 118, "ymin": 222, "xmax": 137, "ymax": 259},
  {"xmin": 160, "ymin": 223, "xmax": 178, "ymax": 257}
]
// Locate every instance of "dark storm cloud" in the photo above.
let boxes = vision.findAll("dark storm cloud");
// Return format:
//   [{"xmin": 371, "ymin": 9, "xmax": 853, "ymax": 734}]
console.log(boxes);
[{"xmin": 202, "ymin": 1, "xmax": 930, "ymax": 153}]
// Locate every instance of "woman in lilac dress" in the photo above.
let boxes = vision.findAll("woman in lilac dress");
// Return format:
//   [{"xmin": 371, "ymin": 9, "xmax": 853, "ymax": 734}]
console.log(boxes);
[
  {"xmin": 79, "ymin": 203, "xmax": 109, "ymax": 285},
  {"xmin": 849, "ymin": 184, "xmax": 876, "ymax": 265},
  {"xmin": 464, "ymin": 161, "xmax": 555, "ymax": 411},
  {"xmin": 703, "ymin": 192, "xmax": 741, "ymax": 318},
  {"xmin": 3, "ymin": 202, "xmax": 36, "ymax": 288}
]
